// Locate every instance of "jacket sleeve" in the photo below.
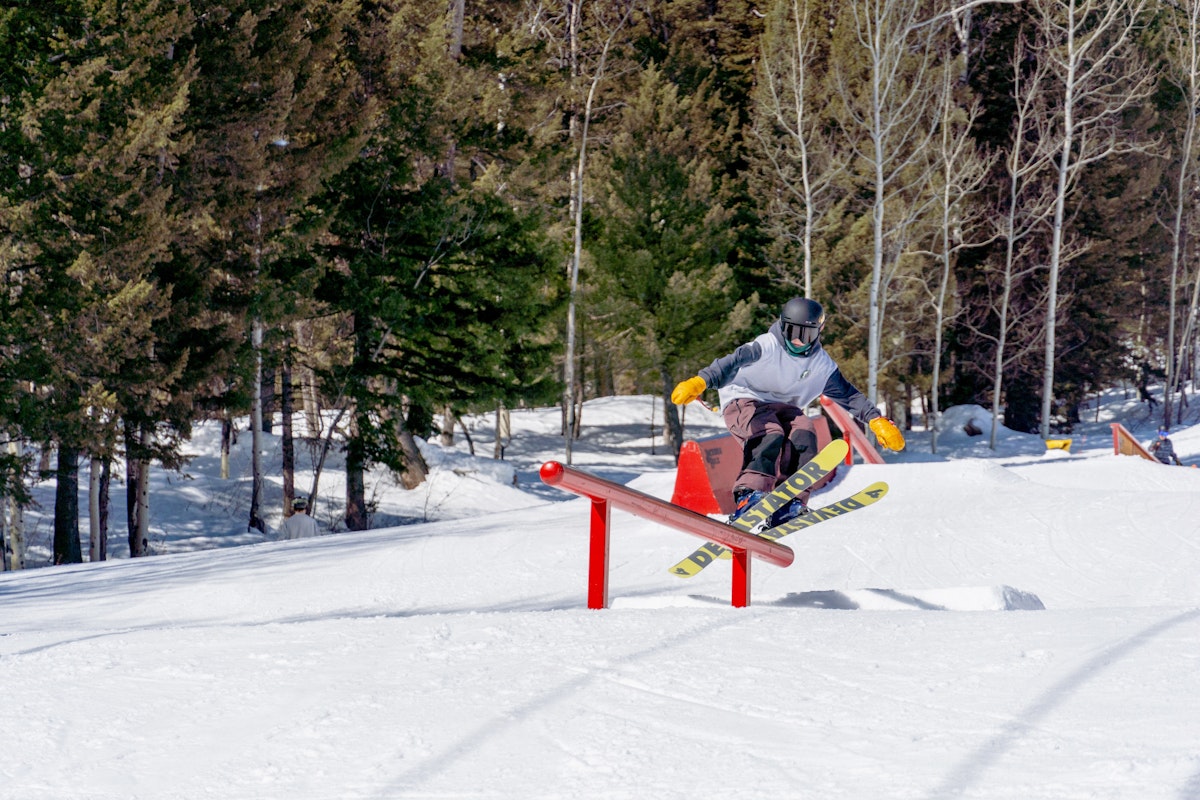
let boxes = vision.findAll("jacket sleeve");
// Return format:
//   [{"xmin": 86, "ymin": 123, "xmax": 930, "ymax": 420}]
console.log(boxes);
[
  {"xmin": 698, "ymin": 341, "xmax": 763, "ymax": 390},
  {"xmin": 822, "ymin": 368, "xmax": 880, "ymax": 425}
]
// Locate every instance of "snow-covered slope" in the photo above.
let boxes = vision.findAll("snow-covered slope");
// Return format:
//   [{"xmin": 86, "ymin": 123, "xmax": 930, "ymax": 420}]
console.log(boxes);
[{"xmin": 3, "ymin": 389, "xmax": 1200, "ymax": 799}]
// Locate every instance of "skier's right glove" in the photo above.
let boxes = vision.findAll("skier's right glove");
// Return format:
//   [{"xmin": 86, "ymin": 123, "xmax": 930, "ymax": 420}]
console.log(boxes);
[
  {"xmin": 671, "ymin": 376, "xmax": 707, "ymax": 405},
  {"xmin": 869, "ymin": 416, "xmax": 905, "ymax": 450}
]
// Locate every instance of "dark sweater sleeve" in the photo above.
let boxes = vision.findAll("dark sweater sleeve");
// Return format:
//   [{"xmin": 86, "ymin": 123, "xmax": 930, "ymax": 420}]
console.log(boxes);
[
  {"xmin": 822, "ymin": 369, "xmax": 880, "ymax": 424},
  {"xmin": 698, "ymin": 342, "xmax": 763, "ymax": 389}
]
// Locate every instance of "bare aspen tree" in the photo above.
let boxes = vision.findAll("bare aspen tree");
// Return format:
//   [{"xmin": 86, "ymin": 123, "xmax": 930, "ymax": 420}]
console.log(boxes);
[
  {"xmin": 979, "ymin": 32, "xmax": 1059, "ymax": 449},
  {"xmin": 1161, "ymin": 0, "xmax": 1200, "ymax": 428},
  {"xmin": 754, "ymin": 0, "xmax": 844, "ymax": 297},
  {"xmin": 832, "ymin": 0, "xmax": 946, "ymax": 403},
  {"xmin": 1034, "ymin": 0, "xmax": 1153, "ymax": 437},
  {"xmin": 918, "ymin": 57, "xmax": 994, "ymax": 453},
  {"xmin": 553, "ymin": 1, "xmax": 634, "ymax": 465}
]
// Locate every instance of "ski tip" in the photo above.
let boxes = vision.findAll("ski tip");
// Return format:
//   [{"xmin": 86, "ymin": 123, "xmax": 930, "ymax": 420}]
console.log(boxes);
[{"xmin": 825, "ymin": 438, "xmax": 850, "ymax": 459}]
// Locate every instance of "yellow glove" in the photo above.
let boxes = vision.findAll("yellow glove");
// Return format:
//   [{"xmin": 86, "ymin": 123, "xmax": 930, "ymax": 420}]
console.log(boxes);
[
  {"xmin": 671, "ymin": 376, "xmax": 707, "ymax": 405},
  {"xmin": 869, "ymin": 416, "xmax": 905, "ymax": 450}
]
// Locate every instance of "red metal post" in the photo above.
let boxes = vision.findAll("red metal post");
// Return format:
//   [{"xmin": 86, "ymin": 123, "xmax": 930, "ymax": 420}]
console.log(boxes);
[
  {"xmin": 731, "ymin": 549, "xmax": 750, "ymax": 607},
  {"xmin": 588, "ymin": 498, "xmax": 609, "ymax": 609}
]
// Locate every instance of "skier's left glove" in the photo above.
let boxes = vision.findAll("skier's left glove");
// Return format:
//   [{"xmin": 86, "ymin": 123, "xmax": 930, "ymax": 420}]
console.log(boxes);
[{"xmin": 869, "ymin": 416, "xmax": 905, "ymax": 450}]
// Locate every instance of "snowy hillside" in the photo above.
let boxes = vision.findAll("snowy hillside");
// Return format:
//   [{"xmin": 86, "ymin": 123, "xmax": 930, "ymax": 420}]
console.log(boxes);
[{"xmin": 3, "ymin": 386, "xmax": 1200, "ymax": 799}]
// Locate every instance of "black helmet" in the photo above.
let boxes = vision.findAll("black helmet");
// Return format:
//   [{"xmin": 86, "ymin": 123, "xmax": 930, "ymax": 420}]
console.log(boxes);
[{"xmin": 780, "ymin": 297, "xmax": 825, "ymax": 356}]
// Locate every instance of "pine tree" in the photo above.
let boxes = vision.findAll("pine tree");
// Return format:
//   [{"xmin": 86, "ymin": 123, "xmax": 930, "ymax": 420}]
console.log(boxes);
[
  {"xmin": 590, "ymin": 63, "xmax": 755, "ymax": 458},
  {"xmin": 0, "ymin": 0, "xmax": 197, "ymax": 562},
  {"xmin": 318, "ymin": 96, "xmax": 561, "ymax": 527},
  {"xmin": 174, "ymin": 0, "xmax": 378, "ymax": 534}
]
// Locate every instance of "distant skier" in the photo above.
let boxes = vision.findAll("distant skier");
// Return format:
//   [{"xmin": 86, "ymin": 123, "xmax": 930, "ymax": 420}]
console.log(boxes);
[
  {"xmin": 280, "ymin": 496, "xmax": 320, "ymax": 539},
  {"xmin": 671, "ymin": 297, "xmax": 904, "ymax": 525},
  {"xmin": 1150, "ymin": 429, "xmax": 1183, "ymax": 466}
]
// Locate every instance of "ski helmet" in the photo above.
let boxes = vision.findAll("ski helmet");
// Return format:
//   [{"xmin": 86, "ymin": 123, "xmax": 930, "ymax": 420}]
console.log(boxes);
[{"xmin": 780, "ymin": 297, "xmax": 825, "ymax": 356}]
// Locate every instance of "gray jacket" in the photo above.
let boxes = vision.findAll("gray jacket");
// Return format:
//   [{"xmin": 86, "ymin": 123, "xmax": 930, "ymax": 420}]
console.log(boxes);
[
  {"xmin": 698, "ymin": 321, "xmax": 879, "ymax": 424},
  {"xmin": 280, "ymin": 513, "xmax": 320, "ymax": 540}
]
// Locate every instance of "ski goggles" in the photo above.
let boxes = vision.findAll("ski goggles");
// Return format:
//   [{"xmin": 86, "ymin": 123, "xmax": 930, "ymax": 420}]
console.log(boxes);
[{"xmin": 782, "ymin": 322, "xmax": 822, "ymax": 346}]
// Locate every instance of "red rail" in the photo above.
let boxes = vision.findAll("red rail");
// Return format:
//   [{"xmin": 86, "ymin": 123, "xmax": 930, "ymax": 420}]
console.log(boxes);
[{"xmin": 540, "ymin": 461, "xmax": 794, "ymax": 609}]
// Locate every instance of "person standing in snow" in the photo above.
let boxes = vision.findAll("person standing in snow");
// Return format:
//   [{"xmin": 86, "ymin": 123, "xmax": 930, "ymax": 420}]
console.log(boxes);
[
  {"xmin": 1150, "ymin": 429, "xmax": 1183, "ymax": 466},
  {"xmin": 280, "ymin": 496, "xmax": 321, "ymax": 539},
  {"xmin": 671, "ymin": 297, "xmax": 905, "ymax": 525}
]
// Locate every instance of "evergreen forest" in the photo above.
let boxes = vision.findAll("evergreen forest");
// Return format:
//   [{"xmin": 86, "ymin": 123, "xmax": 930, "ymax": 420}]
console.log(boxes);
[{"xmin": 2, "ymin": 0, "xmax": 1198, "ymax": 563}]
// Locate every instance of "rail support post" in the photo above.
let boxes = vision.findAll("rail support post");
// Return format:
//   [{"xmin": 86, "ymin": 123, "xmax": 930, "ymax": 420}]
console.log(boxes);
[
  {"xmin": 588, "ymin": 498, "xmax": 610, "ymax": 609},
  {"xmin": 731, "ymin": 548, "xmax": 750, "ymax": 607}
]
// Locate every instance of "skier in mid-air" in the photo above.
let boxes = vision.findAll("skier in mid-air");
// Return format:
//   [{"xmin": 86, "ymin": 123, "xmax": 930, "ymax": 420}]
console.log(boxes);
[{"xmin": 671, "ymin": 297, "xmax": 904, "ymax": 525}]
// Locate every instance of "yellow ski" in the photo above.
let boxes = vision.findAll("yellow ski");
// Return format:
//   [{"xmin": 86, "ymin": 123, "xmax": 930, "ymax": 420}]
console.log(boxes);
[
  {"xmin": 669, "ymin": 479, "xmax": 888, "ymax": 577},
  {"xmin": 668, "ymin": 439, "xmax": 850, "ymax": 577}
]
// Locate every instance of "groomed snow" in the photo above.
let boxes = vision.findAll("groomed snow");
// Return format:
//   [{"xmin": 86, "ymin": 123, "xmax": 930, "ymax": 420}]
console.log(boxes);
[{"xmin": 3, "ymin": 388, "xmax": 1200, "ymax": 799}]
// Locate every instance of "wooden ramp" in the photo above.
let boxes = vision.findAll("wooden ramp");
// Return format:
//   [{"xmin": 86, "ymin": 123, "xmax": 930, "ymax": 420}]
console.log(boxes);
[{"xmin": 1110, "ymin": 422, "xmax": 1157, "ymax": 462}]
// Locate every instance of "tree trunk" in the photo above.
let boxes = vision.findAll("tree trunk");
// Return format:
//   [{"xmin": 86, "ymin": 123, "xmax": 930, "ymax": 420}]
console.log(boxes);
[
  {"xmin": 345, "ymin": 419, "xmax": 368, "ymax": 530},
  {"xmin": 220, "ymin": 413, "xmax": 233, "ymax": 480},
  {"xmin": 282, "ymin": 357, "xmax": 295, "ymax": 514},
  {"xmin": 53, "ymin": 445, "xmax": 82, "ymax": 565},
  {"xmin": 88, "ymin": 456, "xmax": 108, "ymax": 562},
  {"xmin": 249, "ymin": 317, "xmax": 265, "ymax": 533},
  {"xmin": 397, "ymin": 426, "xmax": 428, "ymax": 490},
  {"xmin": 261, "ymin": 363, "xmax": 275, "ymax": 434},
  {"xmin": 494, "ymin": 402, "xmax": 510, "ymax": 460},
  {"xmin": 99, "ymin": 459, "xmax": 109, "ymax": 561},
  {"xmin": 6, "ymin": 440, "xmax": 24, "ymax": 570},
  {"xmin": 296, "ymin": 321, "xmax": 323, "ymax": 437},
  {"xmin": 126, "ymin": 424, "xmax": 151, "ymax": 557},
  {"xmin": 457, "ymin": 418, "xmax": 475, "ymax": 456},
  {"xmin": 441, "ymin": 405, "xmax": 455, "ymax": 447},
  {"xmin": 661, "ymin": 368, "xmax": 683, "ymax": 461},
  {"xmin": 126, "ymin": 456, "xmax": 139, "ymax": 555}
]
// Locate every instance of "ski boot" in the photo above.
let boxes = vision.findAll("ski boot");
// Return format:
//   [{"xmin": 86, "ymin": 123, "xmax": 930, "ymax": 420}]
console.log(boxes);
[
  {"xmin": 729, "ymin": 486, "xmax": 767, "ymax": 525},
  {"xmin": 770, "ymin": 498, "xmax": 810, "ymax": 527}
]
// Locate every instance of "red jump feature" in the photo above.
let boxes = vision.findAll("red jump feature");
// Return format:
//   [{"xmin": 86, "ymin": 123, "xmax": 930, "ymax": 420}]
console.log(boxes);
[
  {"xmin": 670, "ymin": 418, "xmax": 837, "ymax": 516},
  {"xmin": 540, "ymin": 460, "xmax": 794, "ymax": 609}
]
